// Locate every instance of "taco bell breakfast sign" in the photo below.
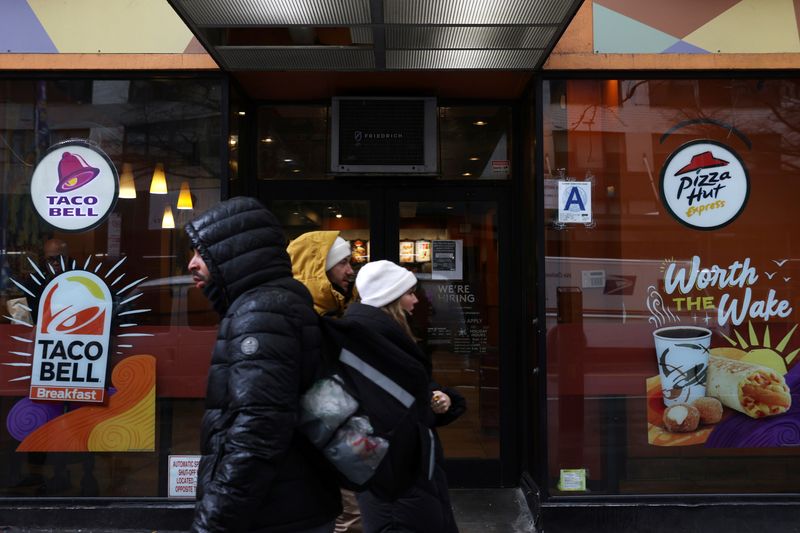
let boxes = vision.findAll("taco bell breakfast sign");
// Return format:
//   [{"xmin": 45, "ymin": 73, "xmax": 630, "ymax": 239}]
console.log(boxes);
[
  {"xmin": 30, "ymin": 270, "xmax": 112, "ymax": 403},
  {"xmin": 30, "ymin": 140, "xmax": 119, "ymax": 232},
  {"xmin": 659, "ymin": 140, "xmax": 749, "ymax": 231}
]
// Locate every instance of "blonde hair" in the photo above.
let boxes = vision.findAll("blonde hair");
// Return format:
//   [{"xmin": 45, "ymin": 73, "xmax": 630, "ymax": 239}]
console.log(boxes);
[{"xmin": 380, "ymin": 297, "xmax": 416, "ymax": 341}]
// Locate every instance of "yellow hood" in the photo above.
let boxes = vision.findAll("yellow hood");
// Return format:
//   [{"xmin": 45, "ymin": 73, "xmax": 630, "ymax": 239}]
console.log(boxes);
[{"xmin": 287, "ymin": 230, "xmax": 349, "ymax": 316}]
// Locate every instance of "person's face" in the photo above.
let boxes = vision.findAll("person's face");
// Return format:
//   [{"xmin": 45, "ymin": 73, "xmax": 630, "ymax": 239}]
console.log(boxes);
[
  {"xmin": 326, "ymin": 258, "xmax": 354, "ymax": 290},
  {"xmin": 188, "ymin": 249, "xmax": 211, "ymax": 289},
  {"xmin": 399, "ymin": 287, "xmax": 418, "ymax": 314},
  {"xmin": 43, "ymin": 239, "xmax": 67, "ymax": 270}
]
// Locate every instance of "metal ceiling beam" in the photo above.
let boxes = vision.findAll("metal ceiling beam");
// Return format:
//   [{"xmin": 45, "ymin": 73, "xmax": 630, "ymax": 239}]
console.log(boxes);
[{"xmin": 370, "ymin": 0, "xmax": 385, "ymax": 70}]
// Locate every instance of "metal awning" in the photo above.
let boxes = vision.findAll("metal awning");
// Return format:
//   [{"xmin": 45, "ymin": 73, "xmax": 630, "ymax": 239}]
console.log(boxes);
[{"xmin": 168, "ymin": 0, "xmax": 583, "ymax": 71}]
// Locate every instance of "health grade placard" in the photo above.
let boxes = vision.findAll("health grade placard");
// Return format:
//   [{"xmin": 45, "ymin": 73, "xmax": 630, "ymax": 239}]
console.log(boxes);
[{"xmin": 29, "ymin": 270, "xmax": 112, "ymax": 403}]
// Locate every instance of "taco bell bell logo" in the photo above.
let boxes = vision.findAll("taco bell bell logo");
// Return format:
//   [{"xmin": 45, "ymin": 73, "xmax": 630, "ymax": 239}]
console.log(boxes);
[
  {"xmin": 659, "ymin": 140, "xmax": 749, "ymax": 231},
  {"xmin": 29, "ymin": 271, "xmax": 112, "ymax": 403},
  {"xmin": 30, "ymin": 140, "xmax": 119, "ymax": 232}
]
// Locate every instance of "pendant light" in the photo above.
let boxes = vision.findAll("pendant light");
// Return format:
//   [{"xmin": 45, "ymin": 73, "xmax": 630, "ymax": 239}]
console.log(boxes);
[
  {"xmin": 177, "ymin": 181, "xmax": 193, "ymax": 210},
  {"xmin": 150, "ymin": 163, "xmax": 168, "ymax": 194},
  {"xmin": 161, "ymin": 205, "xmax": 175, "ymax": 229},
  {"xmin": 119, "ymin": 163, "xmax": 136, "ymax": 199}
]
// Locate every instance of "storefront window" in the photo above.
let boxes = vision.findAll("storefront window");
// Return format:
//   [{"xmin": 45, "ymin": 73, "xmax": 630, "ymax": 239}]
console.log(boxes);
[
  {"xmin": 544, "ymin": 78, "xmax": 800, "ymax": 496},
  {"xmin": 257, "ymin": 105, "xmax": 329, "ymax": 180},
  {"xmin": 257, "ymin": 104, "xmax": 512, "ymax": 180},
  {"xmin": 439, "ymin": 106, "xmax": 512, "ymax": 180},
  {"xmin": 0, "ymin": 77, "xmax": 222, "ymax": 497}
]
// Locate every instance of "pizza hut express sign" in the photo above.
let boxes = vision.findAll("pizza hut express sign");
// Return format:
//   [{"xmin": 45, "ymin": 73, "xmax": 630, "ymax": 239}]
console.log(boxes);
[
  {"xmin": 659, "ymin": 140, "xmax": 750, "ymax": 230},
  {"xmin": 30, "ymin": 140, "xmax": 119, "ymax": 232}
]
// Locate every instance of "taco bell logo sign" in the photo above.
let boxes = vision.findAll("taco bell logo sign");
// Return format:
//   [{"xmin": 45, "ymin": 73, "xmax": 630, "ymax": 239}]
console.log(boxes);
[
  {"xmin": 659, "ymin": 140, "xmax": 749, "ymax": 230},
  {"xmin": 29, "ymin": 271, "xmax": 112, "ymax": 403},
  {"xmin": 30, "ymin": 140, "xmax": 119, "ymax": 232}
]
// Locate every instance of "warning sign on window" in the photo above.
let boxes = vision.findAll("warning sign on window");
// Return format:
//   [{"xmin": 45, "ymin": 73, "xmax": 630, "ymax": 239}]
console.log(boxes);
[{"xmin": 168, "ymin": 455, "xmax": 200, "ymax": 499}]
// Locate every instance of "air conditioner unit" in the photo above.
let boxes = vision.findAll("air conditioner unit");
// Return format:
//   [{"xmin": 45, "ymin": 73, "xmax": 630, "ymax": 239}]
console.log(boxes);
[{"xmin": 330, "ymin": 97, "xmax": 438, "ymax": 174}]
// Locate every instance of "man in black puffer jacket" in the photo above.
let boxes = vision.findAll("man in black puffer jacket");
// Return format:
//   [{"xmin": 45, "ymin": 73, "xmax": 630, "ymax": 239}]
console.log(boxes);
[{"xmin": 185, "ymin": 197, "xmax": 341, "ymax": 532}]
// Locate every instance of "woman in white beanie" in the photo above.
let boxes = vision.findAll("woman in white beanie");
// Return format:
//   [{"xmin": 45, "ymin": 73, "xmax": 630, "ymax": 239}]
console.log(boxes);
[{"xmin": 332, "ymin": 260, "xmax": 465, "ymax": 533}]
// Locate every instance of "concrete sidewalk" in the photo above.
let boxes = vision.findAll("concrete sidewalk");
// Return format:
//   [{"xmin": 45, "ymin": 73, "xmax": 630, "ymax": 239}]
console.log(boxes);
[{"xmin": 0, "ymin": 488, "xmax": 535, "ymax": 533}]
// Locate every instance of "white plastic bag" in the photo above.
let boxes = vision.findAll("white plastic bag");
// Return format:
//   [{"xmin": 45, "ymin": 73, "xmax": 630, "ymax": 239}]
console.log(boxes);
[
  {"xmin": 299, "ymin": 375, "xmax": 359, "ymax": 447},
  {"xmin": 323, "ymin": 416, "xmax": 389, "ymax": 484}
]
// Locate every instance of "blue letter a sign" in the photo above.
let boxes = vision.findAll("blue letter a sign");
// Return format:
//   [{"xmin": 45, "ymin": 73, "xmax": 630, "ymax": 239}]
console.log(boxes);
[{"xmin": 564, "ymin": 187, "xmax": 585, "ymax": 211}]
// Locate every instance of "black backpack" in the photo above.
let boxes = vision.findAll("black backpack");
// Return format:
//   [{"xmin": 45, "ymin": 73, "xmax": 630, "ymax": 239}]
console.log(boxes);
[{"xmin": 298, "ymin": 316, "xmax": 435, "ymax": 498}]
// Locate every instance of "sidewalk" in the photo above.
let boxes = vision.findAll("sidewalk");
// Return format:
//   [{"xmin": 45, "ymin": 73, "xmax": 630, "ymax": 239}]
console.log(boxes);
[
  {"xmin": 451, "ymin": 488, "xmax": 536, "ymax": 533},
  {"xmin": 0, "ymin": 488, "xmax": 535, "ymax": 533}
]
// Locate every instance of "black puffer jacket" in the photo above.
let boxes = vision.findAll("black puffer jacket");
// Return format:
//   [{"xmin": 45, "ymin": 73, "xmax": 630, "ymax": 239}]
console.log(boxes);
[{"xmin": 185, "ymin": 197, "xmax": 341, "ymax": 533}]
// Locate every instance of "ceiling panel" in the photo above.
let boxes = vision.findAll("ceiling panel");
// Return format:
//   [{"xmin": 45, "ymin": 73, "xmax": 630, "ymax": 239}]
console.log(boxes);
[
  {"xmin": 383, "ymin": 0, "xmax": 574, "ymax": 25},
  {"xmin": 219, "ymin": 46, "xmax": 375, "ymax": 70},
  {"xmin": 387, "ymin": 49, "xmax": 545, "ymax": 69},
  {"xmin": 350, "ymin": 27, "xmax": 374, "ymax": 44},
  {"xmin": 168, "ymin": 0, "xmax": 583, "ymax": 75},
  {"xmin": 386, "ymin": 26, "xmax": 555, "ymax": 49},
  {"xmin": 175, "ymin": 0, "xmax": 372, "ymax": 26}
]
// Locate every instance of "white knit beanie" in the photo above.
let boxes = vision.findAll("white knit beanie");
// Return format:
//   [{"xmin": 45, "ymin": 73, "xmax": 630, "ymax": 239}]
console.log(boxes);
[
  {"xmin": 325, "ymin": 237, "xmax": 351, "ymax": 271},
  {"xmin": 356, "ymin": 260, "xmax": 417, "ymax": 308}
]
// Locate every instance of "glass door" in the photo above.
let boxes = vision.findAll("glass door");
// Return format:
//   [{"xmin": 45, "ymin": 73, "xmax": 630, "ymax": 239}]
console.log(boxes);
[
  {"xmin": 393, "ymin": 198, "xmax": 501, "ymax": 462},
  {"xmin": 261, "ymin": 182, "xmax": 512, "ymax": 485}
]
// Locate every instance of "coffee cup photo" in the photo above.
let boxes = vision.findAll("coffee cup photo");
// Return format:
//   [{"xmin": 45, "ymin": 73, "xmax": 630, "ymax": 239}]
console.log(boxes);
[{"xmin": 653, "ymin": 326, "xmax": 712, "ymax": 407}]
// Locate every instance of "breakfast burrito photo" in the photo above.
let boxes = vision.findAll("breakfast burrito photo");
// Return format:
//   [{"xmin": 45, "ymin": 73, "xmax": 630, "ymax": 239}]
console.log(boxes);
[{"xmin": 707, "ymin": 355, "xmax": 791, "ymax": 418}]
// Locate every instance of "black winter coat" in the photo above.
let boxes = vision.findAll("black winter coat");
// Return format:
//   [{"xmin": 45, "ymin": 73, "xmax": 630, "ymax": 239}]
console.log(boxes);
[
  {"xmin": 185, "ymin": 197, "xmax": 341, "ymax": 533},
  {"xmin": 333, "ymin": 303, "xmax": 465, "ymax": 533}
]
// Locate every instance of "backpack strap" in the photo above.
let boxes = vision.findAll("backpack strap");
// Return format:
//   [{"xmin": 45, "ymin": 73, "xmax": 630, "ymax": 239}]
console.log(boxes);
[{"xmin": 339, "ymin": 348, "xmax": 416, "ymax": 408}]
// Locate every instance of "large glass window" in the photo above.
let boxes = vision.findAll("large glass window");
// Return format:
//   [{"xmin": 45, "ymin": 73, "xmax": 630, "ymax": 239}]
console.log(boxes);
[
  {"xmin": 543, "ymin": 78, "xmax": 800, "ymax": 496},
  {"xmin": 256, "ymin": 104, "xmax": 512, "ymax": 180},
  {"xmin": 439, "ymin": 106, "xmax": 512, "ymax": 180},
  {"xmin": 257, "ymin": 105, "xmax": 328, "ymax": 180},
  {"xmin": 0, "ymin": 77, "xmax": 222, "ymax": 497}
]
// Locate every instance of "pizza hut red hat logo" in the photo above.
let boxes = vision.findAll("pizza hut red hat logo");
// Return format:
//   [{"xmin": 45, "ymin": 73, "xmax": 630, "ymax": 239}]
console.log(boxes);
[
  {"xmin": 660, "ymin": 140, "xmax": 750, "ymax": 231},
  {"xmin": 674, "ymin": 151, "xmax": 729, "ymax": 175}
]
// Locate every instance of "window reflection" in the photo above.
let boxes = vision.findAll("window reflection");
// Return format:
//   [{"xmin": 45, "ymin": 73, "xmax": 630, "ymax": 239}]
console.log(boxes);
[
  {"xmin": 439, "ymin": 106, "xmax": 512, "ymax": 180},
  {"xmin": 257, "ymin": 106, "xmax": 328, "ymax": 180}
]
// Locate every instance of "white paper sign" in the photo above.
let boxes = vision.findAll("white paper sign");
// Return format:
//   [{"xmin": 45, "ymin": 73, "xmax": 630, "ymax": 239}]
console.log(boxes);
[
  {"xmin": 558, "ymin": 181, "xmax": 592, "ymax": 224},
  {"xmin": 168, "ymin": 455, "xmax": 200, "ymax": 499}
]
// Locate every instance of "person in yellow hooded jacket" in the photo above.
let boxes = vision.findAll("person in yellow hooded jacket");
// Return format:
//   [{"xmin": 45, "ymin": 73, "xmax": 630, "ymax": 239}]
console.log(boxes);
[
  {"xmin": 287, "ymin": 230, "xmax": 362, "ymax": 532},
  {"xmin": 288, "ymin": 230, "xmax": 355, "ymax": 317}
]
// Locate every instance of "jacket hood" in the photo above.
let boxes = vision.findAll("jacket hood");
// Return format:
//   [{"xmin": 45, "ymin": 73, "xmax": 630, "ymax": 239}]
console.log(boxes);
[
  {"xmin": 185, "ymin": 196, "xmax": 292, "ymax": 314},
  {"xmin": 287, "ymin": 230, "xmax": 349, "ymax": 316}
]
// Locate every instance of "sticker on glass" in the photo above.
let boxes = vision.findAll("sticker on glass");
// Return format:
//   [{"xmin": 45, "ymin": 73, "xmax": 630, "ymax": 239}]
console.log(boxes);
[
  {"xmin": 659, "ymin": 140, "xmax": 749, "ymax": 231},
  {"xmin": 30, "ymin": 140, "xmax": 119, "ymax": 232}
]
